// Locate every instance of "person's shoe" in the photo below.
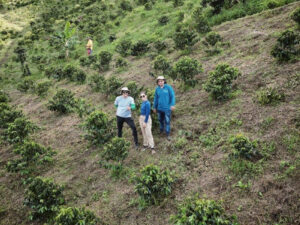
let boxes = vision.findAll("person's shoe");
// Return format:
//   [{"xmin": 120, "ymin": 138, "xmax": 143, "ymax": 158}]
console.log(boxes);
[
  {"xmin": 151, "ymin": 148, "xmax": 156, "ymax": 154},
  {"xmin": 166, "ymin": 135, "xmax": 171, "ymax": 141},
  {"xmin": 135, "ymin": 143, "xmax": 139, "ymax": 150},
  {"xmin": 141, "ymin": 145, "xmax": 148, "ymax": 152}
]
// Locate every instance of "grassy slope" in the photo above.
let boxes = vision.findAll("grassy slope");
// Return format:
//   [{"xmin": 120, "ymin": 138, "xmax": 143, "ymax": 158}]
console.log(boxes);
[{"xmin": 0, "ymin": 1, "xmax": 300, "ymax": 225}]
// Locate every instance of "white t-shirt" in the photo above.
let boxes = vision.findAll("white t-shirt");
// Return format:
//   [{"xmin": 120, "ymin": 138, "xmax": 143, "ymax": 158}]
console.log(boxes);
[{"xmin": 114, "ymin": 96, "xmax": 135, "ymax": 118}]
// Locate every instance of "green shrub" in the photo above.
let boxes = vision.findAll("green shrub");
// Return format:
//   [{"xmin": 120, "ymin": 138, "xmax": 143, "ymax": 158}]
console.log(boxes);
[
  {"xmin": 144, "ymin": 2, "xmax": 153, "ymax": 10},
  {"xmin": 173, "ymin": 0, "xmax": 183, "ymax": 7},
  {"xmin": 24, "ymin": 177, "xmax": 64, "ymax": 220},
  {"xmin": 173, "ymin": 56, "xmax": 203, "ymax": 87},
  {"xmin": 131, "ymin": 40, "xmax": 150, "ymax": 56},
  {"xmin": 85, "ymin": 110, "xmax": 114, "ymax": 145},
  {"xmin": 89, "ymin": 74, "xmax": 107, "ymax": 92},
  {"xmin": 135, "ymin": 164, "xmax": 174, "ymax": 205},
  {"xmin": 256, "ymin": 87, "xmax": 285, "ymax": 105},
  {"xmin": 291, "ymin": 7, "xmax": 300, "ymax": 26},
  {"xmin": 154, "ymin": 39, "xmax": 167, "ymax": 52},
  {"xmin": 104, "ymin": 75, "xmax": 123, "ymax": 97},
  {"xmin": 0, "ymin": 90, "xmax": 9, "ymax": 103},
  {"xmin": 54, "ymin": 207, "xmax": 101, "ymax": 225},
  {"xmin": 193, "ymin": 13, "xmax": 211, "ymax": 34},
  {"xmin": 230, "ymin": 133, "xmax": 260, "ymax": 160},
  {"xmin": 204, "ymin": 0, "xmax": 226, "ymax": 14},
  {"xmin": 267, "ymin": 0, "xmax": 279, "ymax": 9},
  {"xmin": 4, "ymin": 117, "xmax": 37, "ymax": 144},
  {"xmin": 173, "ymin": 28, "xmax": 198, "ymax": 50},
  {"xmin": 203, "ymin": 31, "xmax": 222, "ymax": 46},
  {"xmin": 115, "ymin": 57, "xmax": 128, "ymax": 68},
  {"xmin": 203, "ymin": 63, "xmax": 241, "ymax": 100},
  {"xmin": 62, "ymin": 64, "xmax": 87, "ymax": 83},
  {"xmin": 158, "ymin": 16, "xmax": 169, "ymax": 25},
  {"xmin": 44, "ymin": 66, "xmax": 64, "ymax": 80},
  {"xmin": 153, "ymin": 55, "xmax": 171, "ymax": 74},
  {"xmin": 102, "ymin": 137, "xmax": 130, "ymax": 162},
  {"xmin": 98, "ymin": 51, "xmax": 113, "ymax": 71},
  {"xmin": 17, "ymin": 77, "xmax": 34, "ymax": 92},
  {"xmin": 48, "ymin": 89, "xmax": 77, "ymax": 114},
  {"xmin": 271, "ymin": 30, "xmax": 300, "ymax": 62},
  {"xmin": 119, "ymin": 0, "xmax": 133, "ymax": 11},
  {"xmin": 116, "ymin": 39, "xmax": 132, "ymax": 56},
  {"xmin": 0, "ymin": 103, "xmax": 23, "ymax": 128},
  {"xmin": 171, "ymin": 196, "xmax": 239, "ymax": 225},
  {"xmin": 126, "ymin": 81, "xmax": 143, "ymax": 99},
  {"xmin": 79, "ymin": 55, "xmax": 97, "ymax": 67},
  {"xmin": 34, "ymin": 80, "xmax": 52, "ymax": 97}
]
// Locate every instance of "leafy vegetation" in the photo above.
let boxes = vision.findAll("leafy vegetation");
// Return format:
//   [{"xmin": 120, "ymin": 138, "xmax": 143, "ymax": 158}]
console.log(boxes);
[
  {"xmin": 101, "ymin": 137, "xmax": 130, "ymax": 162},
  {"xmin": 256, "ymin": 87, "xmax": 285, "ymax": 105},
  {"xmin": 48, "ymin": 89, "xmax": 77, "ymax": 114}
]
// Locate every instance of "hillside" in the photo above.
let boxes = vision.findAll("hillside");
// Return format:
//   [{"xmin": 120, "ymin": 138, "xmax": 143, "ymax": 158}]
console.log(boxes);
[{"xmin": 0, "ymin": 0, "xmax": 299, "ymax": 225}]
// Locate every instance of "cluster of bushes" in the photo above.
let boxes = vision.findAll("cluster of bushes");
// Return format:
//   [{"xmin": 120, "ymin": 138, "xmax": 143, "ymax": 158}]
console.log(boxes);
[
  {"xmin": 80, "ymin": 51, "xmax": 113, "ymax": 71},
  {"xmin": 45, "ymin": 64, "xmax": 86, "ymax": 83},
  {"xmin": 89, "ymin": 74, "xmax": 123, "ymax": 97},
  {"xmin": 17, "ymin": 78, "xmax": 52, "ymax": 97},
  {"xmin": 48, "ymin": 89, "xmax": 78, "ymax": 114},
  {"xmin": 173, "ymin": 26, "xmax": 198, "ymax": 50},
  {"xmin": 202, "ymin": 31, "xmax": 228, "ymax": 55},
  {"xmin": 256, "ymin": 87, "xmax": 285, "ymax": 105},
  {"xmin": 14, "ymin": 46, "xmax": 31, "ymax": 76},
  {"xmin": 115, "ymin": 39, "xmax": 150, "ymax": 56}
]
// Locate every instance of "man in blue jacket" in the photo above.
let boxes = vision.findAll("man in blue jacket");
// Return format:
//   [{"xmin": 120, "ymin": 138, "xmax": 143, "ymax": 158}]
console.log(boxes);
[{"xmin": 153, "ymin": 76, "xmax": 176, "ymax": 140}]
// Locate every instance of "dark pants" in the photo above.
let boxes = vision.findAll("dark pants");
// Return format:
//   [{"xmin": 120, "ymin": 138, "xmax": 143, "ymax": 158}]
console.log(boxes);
[
  {"xmin": 117, "ymin": 116, "xmax": 138, "ymax": 145},
  {"xmin": 157, "ymin": 110, "xmax": 171, "ymax": 135}
]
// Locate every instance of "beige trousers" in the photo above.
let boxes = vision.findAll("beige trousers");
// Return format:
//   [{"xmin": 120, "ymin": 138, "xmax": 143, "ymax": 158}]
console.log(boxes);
[{"xmin": 139, "ymin": 115, "xmax": 155, "ymax": 148}]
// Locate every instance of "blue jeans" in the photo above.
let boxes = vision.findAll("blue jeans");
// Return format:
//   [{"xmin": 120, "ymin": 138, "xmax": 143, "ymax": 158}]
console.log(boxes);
[{"xmin": 157, "ymin": 110, "xmax": 171, "ymax": 135}]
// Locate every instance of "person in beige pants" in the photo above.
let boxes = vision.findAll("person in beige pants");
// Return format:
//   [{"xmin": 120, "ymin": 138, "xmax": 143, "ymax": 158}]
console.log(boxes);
[{"xmin": 139, "ymin": 92, "xmax": 155, "ymax": 154}]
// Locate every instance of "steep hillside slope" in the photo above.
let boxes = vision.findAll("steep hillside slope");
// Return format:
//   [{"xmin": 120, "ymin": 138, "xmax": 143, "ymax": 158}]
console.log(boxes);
[{"xmin": 0, "ymin": 1, "xmax": 299, "ymax": 225}]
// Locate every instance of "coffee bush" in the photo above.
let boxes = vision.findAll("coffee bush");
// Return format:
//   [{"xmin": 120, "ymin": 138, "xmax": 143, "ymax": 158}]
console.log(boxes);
[
  {"xmin": 291, "ymin": 7, "xmax": 300, "ymax": 26},
  {"xmin": 85, "ymin": 110, "xmax": 115, "ymax": 145},
  {"xmin": 0, "ymin": 90, "xmax": 9, "ymax": 103},
  {"xmin": 204, "ymin": 0, "xmax": 225, "ymax": 14},
  {"xmin": 115, "ymin": 57, "xmax": 128, "ymax": 68},
  {"xmin": 34, "ymin": 80, "xmax": 52, "ymax": 97},
  {"xmin": 102, "ymin": 137, "xmax": 130, "ymax": 162},
  {"xmin": 256, "ymin": 87, "xmax": 285, "ymax": 105},
  {"xmin": 119, "ymin": 0, "xmax": 133, "ymax": 11},
  {"xmin": 230, "ymin": 133, "xmax": 260, "ymax": 160},
  {"xmin": 0, "ymin": 103, "xmax": 23, "ymax": 128},
  {"xmin": 48, "ymin": 89, "xmax": 77, "ymax": 114},
  {"xmin": 154, "ymin": 39, "xmax": 167, "ymax": 52},
  {"xmin": 158, "ymin": 16, "xmax": 169, "ymax": 25},
  {"xmin": 173, "ymin": 56, "xmax": 203, "ymax": 87},
  {"xmin": 135, "ymin": 164, "xmax": 174, "ymax": 205},
  {"xmin": 193, "ymin": 14, "xmax": 211, "ymax": 34},
  {"xmin": 126, "ymin": 81, "xmax": 143, "ymax": 99},
  {"xmin": 153, "ymin": 55, "xmax": 171, "ymax": 75},
  {"xmin": 173, "ymin": 0, "xmax": 184, "ymax": 7},
  {"xmin": 24, "ymin": 177, "xmax": 65, "ymax": 220},
  {"xmin": 171, "ymin": 196, "xmax": 239, "ymax": 225},
  {"xmin": 54, "ymin": 207, "xmax": 101, "ymax": 225},
  {"xmin": 173, "ymin": 28, "xmax": 198, "ymax": 50},
  {"xmin": 17, "ymin": 77, "xmax": 35, "ymax": 92},
  {"xmin": 44, "ymin": 66, "xmax": 64, "ymax": 80},
  {"xmin": 131, "ymin": 40, "xmax": 150, "ymax": 56},
  {"xmin": 98, "ymin": 51, "xmax": 112, "ymax": 71},
  {"xmin": 271, "ymin": 30, "xmax": 300, "ymax": 62},
  {"xmin": 203, "ymin": 63, "xmax": 241, "ymax": 100},
  {"xmin": 104, "ymin": 75, "xmax": 123, "ymax": 97},
  {"xmin": 203, "ymin": 31, "xmax": 222, "ymax": 46},
  {"xmin": 116, "ymin": 39, "xmax": 132, "ymax": 56},
  {"xmin": 4, "ymin": 117, "xmax": 37, "ymax": 144},
  {"xmin": 89, "ymin": 74, "xmax": 107, "ymax": 92}
]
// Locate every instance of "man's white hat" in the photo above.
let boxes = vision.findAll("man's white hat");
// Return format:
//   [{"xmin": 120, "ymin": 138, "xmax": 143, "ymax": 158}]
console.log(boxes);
[
  {"xmin": 121, "ymin": 87, "xmax": 130, "ymax": 93},
  {"xmin": 156, "ymin": 76, "xmax": 165, "ymax": 81}
]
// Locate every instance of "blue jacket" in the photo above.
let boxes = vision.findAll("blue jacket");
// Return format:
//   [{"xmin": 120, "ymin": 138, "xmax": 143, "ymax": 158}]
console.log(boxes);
[
  {"xmin": 153, "ymin": 84, "xmax": 175, "ymax": 111},
  {"xmin": 140, "ymin": 100, "xmax": 151, "ymax": 123}
]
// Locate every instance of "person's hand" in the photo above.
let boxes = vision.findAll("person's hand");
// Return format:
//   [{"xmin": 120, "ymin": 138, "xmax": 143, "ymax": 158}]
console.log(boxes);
[
  {"xmin": 127, "ymin": 106, "xmax": 131, "ymax": 111},
  {"xmin": 143, "ymin": 122, "xmax": 147, "ymax": 128},
  {"xmin": 153, "ymin": 109, "xmax": 157, "ymax": 113},
  {"xmin": 171, "ymin": 106, "xmax": 175, "ymax": 111}
]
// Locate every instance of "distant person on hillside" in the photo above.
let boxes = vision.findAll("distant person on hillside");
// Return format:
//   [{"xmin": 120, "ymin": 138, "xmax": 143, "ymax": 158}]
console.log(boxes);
[
  {"xmin": 114, "ymin": 87, "xmax": 139, "ymax": 148},
  {"xmin": 153, "ymin": 76, "xmax": 176, "ymax": 141},
  {"xmin": 139, "ymin": 91, "xmax": 155, "ymax": 154},
  {"xmin": 86, "ymin": 37, "xmax": 93, "ymax": 56}
]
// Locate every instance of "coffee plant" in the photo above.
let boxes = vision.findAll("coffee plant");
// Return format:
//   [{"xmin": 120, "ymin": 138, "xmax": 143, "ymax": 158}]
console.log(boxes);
[
  {"xmin": 256, "ymin": 87, "xmax": 285, "ymax": 105},
  {"xmin": 119, "ymin": 0, "xmax": 133, "ymax": 11},
  {"xmin": 4, "ymin": 117, "xmax": 37, "ymax": 144},
  {"xmin": 173, "ymin": 56, "xmax": 203, "ymax": 87},
  {"xmin": 24, "ymin": 177, "xmax": 65, "ymax": 220},
  {"xmin": 203, "ymin": 31, "xmax": 223, "ymax": 46},
  {"xmin": 203, "ymin": 63, "xmax": 241, "ymax": 100},
  {"xmin": 192, "ymin": 13, "xmax": 211, "ymax": 34},
  {"xmin": 79, "ymin": 55, "xmax": 97, "ymax": 67},
  {"xmin": 102, "ymin": 137, "xmax": 130, "ymax": 162},
  {"xmin": 98, "ymin": 51, "xmax": 113, "ymax": 71},
  {"xmin": 89, "ymin": 74, "xmax": 107, "ymax": 92},
  {"xmin": 291, "ymin": 7, "xmax": 300, "ymax": 26},
  {"xmin": 116, "ymin": 39, "xmax": 132, "ymax": 56},
  {"xmin": 158, "ymin": 15, "xmax": 169, "ymax": 25},
  {"xmin": 44, "ymin": 66, "xmax": 64, "ymax": 80},
  {"xmin": 203, "ymin": 0, "xmax": 226, "ymax": 14},
  {"xmin": 115, "ymin": 57, "xmax": 128, "ymax": 68},
  {"xmin": 173, "ymin": 27, "xmax": 198, "ymax": 50},
  {"xmin": 85, "ymin": 110, "xmax": 115, "ymax": 145},
  {"xmin": 131, "ymin": 40, "xmax": 150, "ymax": 56},
  {"xmin": 34, "ymin": 80, "xmax": 52, "ymax": 97},
  {"xmin": 0, "ymin": 103, "xmax": 23, "ymax": 128},
  {"xmin": 126, "ymin": 81, "xmax": 143, "ymax": 99},
  {"xmin": 0, "ymin": 90, "xmax": 9, "ymax": 103},
  {"xmin": 173, "ymin": 0, "xmax": 184, "ymax": 7},
  {"xmin": 230, "ymin": 133, "xmax": 260, "ymax": 160},
  {"xmin": 17, "ymin": 77, "xmax": 35, "ymax": 92},
  {"xmin": 171, "ymin": 195, "xmax": 239, "ymax": 225},
  {"xmin": 153, "ymin": 55, "xmax": 171, "ymax": 75},
  {"xmin": 54, "ymin": 207, "xmax": 101, "ymax": 225},
  {"xmin": 48, "ymin": 89, "xmax": 77, "ymax": 114},
  {"xmin": 154, "ymin": 39, "xmax": 167, "ymax": 52},
  {"xmin": 104, "ymin": 75, "xmax": 123, "ymax": 97},
  {"xmin": 271, "ymin": 30, "xmax": 300, "ymax": 62},
  {"xmin": 135, "ymin": 164, "xmax": 174, "ymax": 205}
]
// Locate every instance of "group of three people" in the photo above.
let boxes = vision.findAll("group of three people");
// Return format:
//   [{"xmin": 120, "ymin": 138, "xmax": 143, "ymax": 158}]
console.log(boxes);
[{"xmin": 114, "ymin": 76, "xmax": 176, "ymax": 153}]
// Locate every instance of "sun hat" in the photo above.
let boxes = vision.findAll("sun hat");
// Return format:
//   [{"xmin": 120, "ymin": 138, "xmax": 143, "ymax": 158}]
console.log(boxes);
[
  {"xmin": 156, "ymin": 76, "xmax": 166, "ymax": 84},
  {"xmin": 121, "ymin": 87, "xmax": 130, "ymax": 94}
]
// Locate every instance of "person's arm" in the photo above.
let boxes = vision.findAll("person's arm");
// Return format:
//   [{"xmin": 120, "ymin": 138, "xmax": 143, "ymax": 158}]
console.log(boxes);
[
  {"xmin": 114, "ymin": 98, "xmax": 118, "ymax": 108},
  {"xmin": 130, "ymin": 97, "xmax": 136, "ymax": 110},
  {"xmin": 144, "ymin": 102, "xmax": 150, "ymax": 123}
]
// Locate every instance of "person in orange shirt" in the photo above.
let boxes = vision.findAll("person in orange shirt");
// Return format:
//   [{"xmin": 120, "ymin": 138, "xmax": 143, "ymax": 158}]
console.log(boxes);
[{"xmin": 86, "ymin": 37, "xmax": 93, "ymax": 56}]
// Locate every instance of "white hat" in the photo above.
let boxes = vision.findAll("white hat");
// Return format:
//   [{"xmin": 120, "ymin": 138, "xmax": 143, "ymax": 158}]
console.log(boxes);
[
  {"xmin": 156, "ymin": 76, "xmax": 165, "ymax": 80},
  {"xmin": 121, "ymin": 87, "xmax": 130, "ymax": 93}
]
